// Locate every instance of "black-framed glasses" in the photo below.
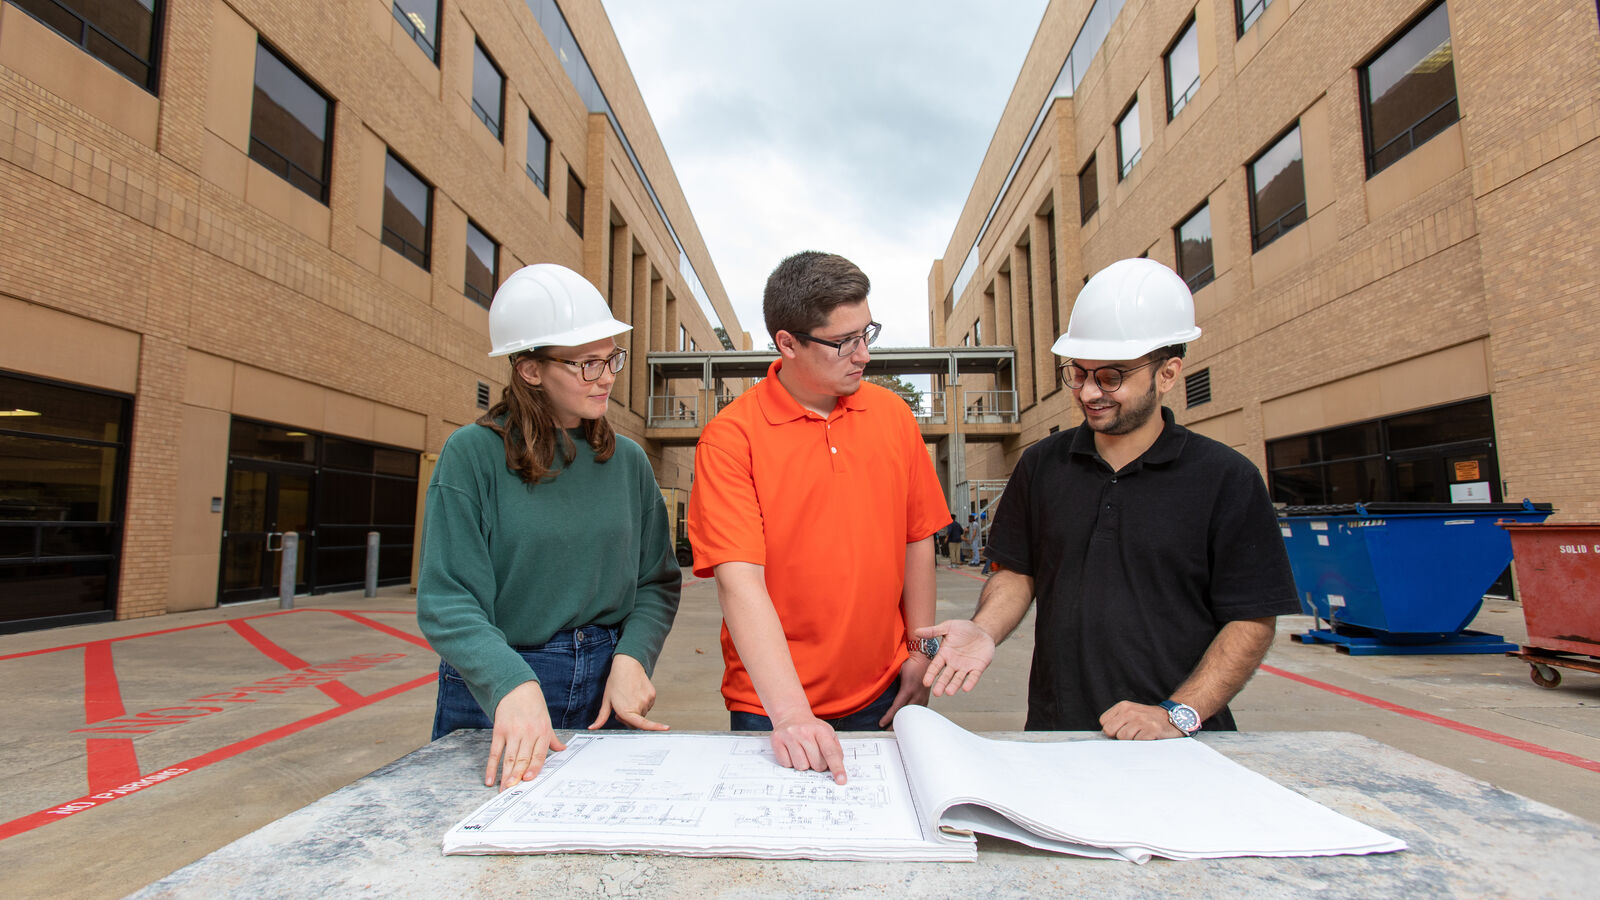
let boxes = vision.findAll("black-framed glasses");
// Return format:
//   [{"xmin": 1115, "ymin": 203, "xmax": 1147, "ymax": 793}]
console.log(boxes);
[
  {"xmin": 540, "ymin": 349, "xmax": 627, "ymax": 382},
  {"xmin": 1059, "ymin": 359, "xmax": 1158, "ymax": 392},
  {"xmin": 791, "ymin": 321, "xmax": 882, "ymax": 357}
]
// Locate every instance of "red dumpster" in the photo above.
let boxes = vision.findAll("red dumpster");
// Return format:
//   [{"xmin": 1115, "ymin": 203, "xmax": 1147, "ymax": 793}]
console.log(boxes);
[{"xmin": 1502, "ymin": 522, "xmax": 1600, "ymax": 688}]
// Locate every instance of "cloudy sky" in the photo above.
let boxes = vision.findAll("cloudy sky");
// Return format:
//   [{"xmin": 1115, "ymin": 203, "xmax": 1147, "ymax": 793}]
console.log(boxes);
[{"xmin": 600, "ymin": 0, "xmax": 1050, "ymax": 350}]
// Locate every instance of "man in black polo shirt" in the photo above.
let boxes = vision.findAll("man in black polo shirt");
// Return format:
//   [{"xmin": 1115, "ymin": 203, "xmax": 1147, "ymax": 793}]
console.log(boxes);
[{"xmin": 916, "ymin": 259, "xmax": 1298, "ymax": 738}]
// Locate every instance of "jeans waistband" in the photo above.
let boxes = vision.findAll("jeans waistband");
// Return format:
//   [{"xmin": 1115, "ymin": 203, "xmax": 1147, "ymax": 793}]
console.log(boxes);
[{"xmin": 510, "ymin": 623, "xmax": 619, "ymax": 653}]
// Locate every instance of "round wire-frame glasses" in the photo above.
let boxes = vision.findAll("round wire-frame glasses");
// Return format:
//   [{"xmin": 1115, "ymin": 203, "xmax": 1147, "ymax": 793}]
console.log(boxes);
[{"xmin": 1058, "ymin": 358, "xmax": 1159, "ymax": 392}]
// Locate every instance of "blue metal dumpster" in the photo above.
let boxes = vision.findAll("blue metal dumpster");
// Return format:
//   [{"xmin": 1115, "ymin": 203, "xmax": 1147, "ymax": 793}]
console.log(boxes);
[{"xmin": 1278, "ymin": 501, "xmax": 1553, "ymax": 655}]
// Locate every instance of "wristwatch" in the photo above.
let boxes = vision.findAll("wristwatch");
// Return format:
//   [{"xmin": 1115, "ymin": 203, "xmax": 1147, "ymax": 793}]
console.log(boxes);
[
  {"xmin": 1159, "ymin": 700, "xmax": 1202, "ymax": 736},
  {"xmin": 906, "ymin": 636, "xmax": 941, "ymax": 660}
]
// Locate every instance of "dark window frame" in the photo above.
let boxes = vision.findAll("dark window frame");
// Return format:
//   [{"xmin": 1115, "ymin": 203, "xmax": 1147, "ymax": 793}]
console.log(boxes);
[
  {"xmin": 391, "ymin": 0, "xmax": 441, "ymax": 63},
  {"xmin": 382, "ymin": 151, "xmax": 433, "ymax": 270},
  {"xmin": 566, "ymin": 167, "xmax": 585, "ymax": 235},
  {"xmin": 1266, "ymin": 397, "xmax": 1498, "ymax": 506},
  {"xmin": 1115, "ymin": 97, "xmax": 1142, "ymax": 180},
  {"xmin": 1078, "ymin": 155, "xmax": 1099, "ymax": 223},
  {"xmin": 248, "ymin": 40, "xmax": 334, "ymax": 204},
  {"xmin": 1174, "ymin": 201, "xmax": 1215, "ymax": 292},
  {"xmin": 1247, "ymin": 123, "xmax": 1307, "ymax": 252},
  {"xmin": 464, "ymin": 218, "xmax": 499, "ymax": 308},
  {"xmin": 471, "ymin": 40, "xmax": 506, "ymax": 140},
  {"xmin": 11, "ymin": 0, "xmax": 166, "ymax": 93},
  {"xmin": 1358, "ymin": 1, "xmax": 1459, "ymax": 177},
  {"xmin": 1164, "ymin": 16, "xmax": 1201, "ymax": 121},
  {"xmin": 1236, "ymin": 0, "xmax": 1272, "ymax": 37},
  {"xmin": 526, "ymin": 115, "xmax": 550, "ymax": 193}
]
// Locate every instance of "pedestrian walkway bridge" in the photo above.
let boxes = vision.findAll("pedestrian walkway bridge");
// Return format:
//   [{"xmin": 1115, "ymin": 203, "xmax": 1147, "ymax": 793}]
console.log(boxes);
[{"xmin": 643, "ymin": 346, "xmax": 1025, "ymax": 447}]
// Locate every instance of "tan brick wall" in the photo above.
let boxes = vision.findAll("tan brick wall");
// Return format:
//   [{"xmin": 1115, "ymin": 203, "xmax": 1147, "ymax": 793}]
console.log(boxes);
[
  {"xmin": 931, "ymin": 0, "xmax": 1600, "ymax": 520},
  {"xmin": 0, "ymin": 0, "xmax": 738, "ymax": 620}
]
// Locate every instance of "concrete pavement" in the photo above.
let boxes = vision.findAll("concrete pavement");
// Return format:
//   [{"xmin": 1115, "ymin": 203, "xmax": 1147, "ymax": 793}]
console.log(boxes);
[{"xmin": 2, "ymin": 566, "xmax": 1598, "ymax": 898}]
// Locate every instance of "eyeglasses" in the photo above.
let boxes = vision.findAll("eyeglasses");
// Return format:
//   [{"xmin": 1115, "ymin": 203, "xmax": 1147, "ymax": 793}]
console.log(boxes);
[
  {"xmin": 1058, "ymin": 359, "xmax": 1159, "ymax": 392},
  {"xmin": 539, "ymin": 349, "xmax": 627, "ymax": 382},
  {"xmin": 791, "ymin": 321, "xmax": 882, "ymax": 357}
]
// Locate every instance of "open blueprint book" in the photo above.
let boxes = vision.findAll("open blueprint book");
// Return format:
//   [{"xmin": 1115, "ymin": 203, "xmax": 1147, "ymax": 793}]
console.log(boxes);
[{"xmin": 442, "ymin": 706, "xmax": 1405, "ymax": 862}]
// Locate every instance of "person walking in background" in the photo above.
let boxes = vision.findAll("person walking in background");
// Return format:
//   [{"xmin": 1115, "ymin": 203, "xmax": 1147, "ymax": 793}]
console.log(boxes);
[
  {"xmin": 689, "ymin": 251, "xmax": 949, "ymax": 784},
  {"xmin": 918, "ymin": 259, "xmax": 1298, "ymax": 740},
  {"xmin": 419, "ymin": 264, "xmax": 681, "ymax": 790}
]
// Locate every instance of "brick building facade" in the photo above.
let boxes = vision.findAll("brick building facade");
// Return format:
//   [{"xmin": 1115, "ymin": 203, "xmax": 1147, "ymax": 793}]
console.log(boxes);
[
  {"xmin": 930, "ymin": 0, "xmax": 1598, "ymax": 525},
  {"xmin": 0, "ymin": 0, "xmax": 744, "ymax": 630}
]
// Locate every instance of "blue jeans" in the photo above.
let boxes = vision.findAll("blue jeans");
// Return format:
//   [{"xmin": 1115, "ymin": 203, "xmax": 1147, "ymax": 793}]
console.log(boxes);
[
  {"xmin": 728, "ymin": 681, "xmax": 901, "ymax": 732},
  {"xmin": 432, "ymin": 625, "xmax": 622, "ymax": 740}
]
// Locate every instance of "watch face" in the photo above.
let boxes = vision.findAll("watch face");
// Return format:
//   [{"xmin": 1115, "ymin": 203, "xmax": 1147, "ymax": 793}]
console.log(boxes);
[
  {"xmin": 1169, "ymin": 704, "xmax": 1200, "ymax": 734},
  {"xmin": 912, "ymin": 637, "xmax": 941, "ymax": 659}
]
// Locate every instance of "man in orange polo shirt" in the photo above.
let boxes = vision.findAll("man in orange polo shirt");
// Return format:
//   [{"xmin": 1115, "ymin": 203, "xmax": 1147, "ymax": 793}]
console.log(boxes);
[{"xmin": 688, "ymin": 252, "xmax": 950, "ymax": 785}]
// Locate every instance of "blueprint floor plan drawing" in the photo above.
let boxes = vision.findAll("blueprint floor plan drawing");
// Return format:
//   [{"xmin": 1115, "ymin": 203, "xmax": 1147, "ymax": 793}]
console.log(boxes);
[{"xmin": 442, "ymin": 707, "xmax": 1407, "ymax": 862}]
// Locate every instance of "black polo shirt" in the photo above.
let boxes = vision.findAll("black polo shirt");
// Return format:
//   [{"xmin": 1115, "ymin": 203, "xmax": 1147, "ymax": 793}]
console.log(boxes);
[{"xmin": 985, "ymin": 407, "xmax": 1299, "ymax": 732}]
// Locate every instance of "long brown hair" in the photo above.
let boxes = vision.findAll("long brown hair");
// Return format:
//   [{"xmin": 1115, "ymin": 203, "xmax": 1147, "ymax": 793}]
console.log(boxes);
[{"xmin": 477, "ymin": 353, "xmax": 616, "ymax": 483}]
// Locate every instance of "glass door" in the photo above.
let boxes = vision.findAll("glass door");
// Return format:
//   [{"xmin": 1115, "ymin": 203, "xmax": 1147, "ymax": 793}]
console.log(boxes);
[{"xmin": 220, "ymin": 463, "xmax": 313, "ymax": 602}]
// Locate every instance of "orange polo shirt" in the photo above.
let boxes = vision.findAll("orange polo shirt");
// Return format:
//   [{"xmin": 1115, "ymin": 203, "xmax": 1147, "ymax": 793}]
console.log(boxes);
[{"xmin": 688, "ymin": 360, "xmax": 950, "ymax": 718}]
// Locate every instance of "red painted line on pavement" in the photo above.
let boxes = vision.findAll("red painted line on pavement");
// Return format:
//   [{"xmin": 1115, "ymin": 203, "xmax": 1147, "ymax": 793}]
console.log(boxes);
[
  {"xmin": 331, "ymin": 610, "xmax": 433, "ymax": 649},
  {"xmin": 226, "ymin": 619, "xmax": 366, "ymax": 707},
  {"xmin": 0, "ymin": 609, "xmax": 421, "ymax": 662},
  {"xmin": 1259, "ymin": 663, "xmax": 1600, "ymax": 774},
  {"xmin": 82, "ymin": 642, "xmax": 140, "ymax": 792},
  {"xmin": 0, "ymin": 672, "xmax": 437, "ymax": 842}
]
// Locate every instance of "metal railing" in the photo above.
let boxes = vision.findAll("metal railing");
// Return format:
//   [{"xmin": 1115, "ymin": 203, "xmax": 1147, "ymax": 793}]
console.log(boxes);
[
  {"xmin": 913, "ymin": 391, "xmax": 946, "ymax": 425},
  {"xmin": 962, "ymin": 390, "xmax": 1020, "ymax": 424},
  {"xmin": 649, "ymin": 395, "xmax": 699, "ymax": 427}
]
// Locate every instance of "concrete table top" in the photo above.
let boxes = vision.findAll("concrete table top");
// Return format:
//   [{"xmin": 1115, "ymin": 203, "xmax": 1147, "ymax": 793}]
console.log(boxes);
[{"xmin": 132, "ymin": 730, "xmax": 1600, "ymax": 898}]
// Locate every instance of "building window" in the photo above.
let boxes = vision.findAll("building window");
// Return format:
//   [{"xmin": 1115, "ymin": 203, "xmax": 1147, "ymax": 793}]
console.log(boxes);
[
  {"xmin": 471, "ymin": 41, "xmax": 505, "ymax": 140},
  {"xmin": 526, "ymin": 116, "xmax": 550, "ymax": 193},
  {"xmin": 1236, "ymin": 0, "xmax": 1273, "ymax": 37},
  {"xmin": 1360, "ymin": 2, "xmax": 1458, "ymax": 176},
  {"xmin": 1266, "ymin": 398, "xmax": 1497, "ymax": 506},
  {"xmin": 679, "ymin": 325, "xmax": 688, "ymax": 351},
  {"xmin": 974, "ymin": 319, "xmax": 983, "ymax": 345},
  {"xmin": 382, "ymin": 152, "xmax": 432, "ymax": 269},
  {"xmin": 1165, "ymin": 18, "xmax": 1201, "ymax": 120},
  {"xmin": 464, "ymin": 220, "xmax": 498, "ymax": 308},
  {"xmin": 1175, "ymin": 203, "xmax": 1214, "ymax": 292},
  {"xmin": 476, "ymin": 382, "xmax": 491, "ymax": 410},
  {"xmin": 391, "ymin": 1, "xmax": 439, "ymax": 62},
  {"xmin": 1078, "ymin": 156, "xmax": 1099, "ymax": 223},
  {"xmin": 1248, "ymin": 124, "xmax": 1306, "ymax": 251},
  {"xmin": 566, "ymin": 168, "xmax": 585, "ymax": 235},
  {"xmin": 1116, "ymin": 99, "xmax": 1142, "ymax": 179},
  {"xmin": 11, "ymin": 0, "xmax": 163, "ymax": 91},
  {"xmin": 249, "ymin": 42, "xmax": 333, "ymax": 204},
  {"xmin": 0, "ymin": 371, "xmax": 130, "ymax": 633},
  {"xmin": 1184, "ymin": 368, "xmax": 1212, "ymax": 408}
]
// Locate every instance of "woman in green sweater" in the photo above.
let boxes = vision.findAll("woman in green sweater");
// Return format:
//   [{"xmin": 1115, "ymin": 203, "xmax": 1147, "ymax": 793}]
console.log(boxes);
[{"xmin": 418, "ymin": 264, "xmax": 681, "ymax": 791}]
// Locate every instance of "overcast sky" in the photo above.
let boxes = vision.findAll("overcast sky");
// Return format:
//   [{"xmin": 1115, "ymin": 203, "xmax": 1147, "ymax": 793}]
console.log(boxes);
[{"xmin": 600, "ymin": 0, "xmax": 1049, "ymax": 350}]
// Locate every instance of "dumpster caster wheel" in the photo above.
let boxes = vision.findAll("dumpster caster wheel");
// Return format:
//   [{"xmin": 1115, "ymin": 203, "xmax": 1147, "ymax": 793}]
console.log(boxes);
[{"xmin": 1530, "ymin": 663, "xmax": 1562, "ymax": 689}]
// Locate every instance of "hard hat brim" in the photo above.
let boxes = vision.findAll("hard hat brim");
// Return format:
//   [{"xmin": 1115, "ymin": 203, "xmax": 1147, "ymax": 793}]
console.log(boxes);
[
  {"xmin": 1051, "ymin": 326, "xmax": 1202, "ymax": 361},
  {"xmin": 488, "ymin": 317, "xmax": 633, "ymax": 357}
]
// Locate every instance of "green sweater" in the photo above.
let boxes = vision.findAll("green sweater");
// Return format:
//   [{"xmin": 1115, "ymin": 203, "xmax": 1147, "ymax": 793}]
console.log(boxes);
[{"xmin": 417, "ymin": 422, "xmax": 681, "ymax": 719}]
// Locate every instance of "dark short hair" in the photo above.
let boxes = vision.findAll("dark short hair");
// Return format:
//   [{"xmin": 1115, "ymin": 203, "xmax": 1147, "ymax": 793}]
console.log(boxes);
[
  {"xmin": 1151, "ymin": 343, "xmax": 1187, "ymax": 361},
  {"xmin": 763, "ymin": 252, "xmax": 870, "ymax": 340}
]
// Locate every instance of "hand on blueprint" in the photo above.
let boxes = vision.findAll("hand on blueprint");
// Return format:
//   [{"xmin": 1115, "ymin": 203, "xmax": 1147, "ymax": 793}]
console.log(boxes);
[
  {"xmin": 769, "ymin": 711, "xmax": 849, "ymax": 785},
  {"xmin": 915, "ymin": 620, "xmax": 996, "ymax": 697},
  {"xmin": 591, "ymin": 654, "xmax": 669, "ymax": 731},
  {"xmin": 1099, "ymin": 701, "xmax": 1186, "ymax": 740},
  {"xmin": 488, "ymin": 681, "xmax": 567, "ymax": 790},
  {"xmin": 878, "ymin": 657, "xmax": 933, "ymax": 728}
]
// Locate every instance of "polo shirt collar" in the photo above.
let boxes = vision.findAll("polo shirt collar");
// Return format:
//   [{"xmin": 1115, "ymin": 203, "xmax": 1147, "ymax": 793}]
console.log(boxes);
[
  {"xmin": 755, "ymin": 359, "xmax": 868, "ymax": 424},
  {"xmin": 1069, "ymin": 406, "xmax": 1188, "ymax": 467}
]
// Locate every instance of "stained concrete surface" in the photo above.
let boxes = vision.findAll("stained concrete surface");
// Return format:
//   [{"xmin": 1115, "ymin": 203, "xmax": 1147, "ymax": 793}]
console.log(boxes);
[{"xmin": 1, "ymin": 566, "xmax": 1597, "ymax": 899}]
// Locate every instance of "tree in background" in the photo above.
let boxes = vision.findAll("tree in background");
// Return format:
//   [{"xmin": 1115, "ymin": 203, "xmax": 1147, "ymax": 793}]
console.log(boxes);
[
  {"xmin": 867, "ymin": 374, "xmax": 924, "ymax": 415},
  {"xmin": 713, "ymin": 326, "xmax": 735, "ymax": 350}
]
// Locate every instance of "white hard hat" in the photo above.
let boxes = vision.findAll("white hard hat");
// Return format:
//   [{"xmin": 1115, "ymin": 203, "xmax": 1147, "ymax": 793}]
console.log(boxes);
[
  {"xmin": 1051, "ymin": 258, "xmax": 1202, "ymax": 360},
  {"xmin": 487, "ymin": 264, "xmax": 631, "ymax": 357}
]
